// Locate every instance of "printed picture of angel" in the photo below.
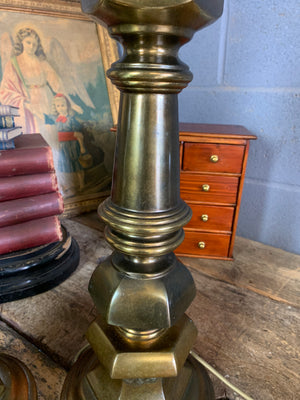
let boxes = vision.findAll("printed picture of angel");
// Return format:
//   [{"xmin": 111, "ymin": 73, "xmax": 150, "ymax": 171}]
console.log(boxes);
[{"xmin": 0, "ymin": 11, "xmax": 117, "ymax": 211}]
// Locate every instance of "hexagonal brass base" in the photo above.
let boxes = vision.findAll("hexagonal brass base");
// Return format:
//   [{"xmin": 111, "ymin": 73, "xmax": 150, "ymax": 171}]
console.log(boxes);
[
  {"xmin": 0, "ymin": 353, "xmax": 37, "ymax": 399},
  {"xmin": 86, "ymin": 314, "xmax": 198, "ymax": 380},
  {"xmin": 61, "ymin": 346, "xmax": 214, "ymax": 400}
]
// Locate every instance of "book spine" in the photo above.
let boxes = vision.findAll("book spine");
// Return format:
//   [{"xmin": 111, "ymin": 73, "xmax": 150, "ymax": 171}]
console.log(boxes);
[
  {"xmin": 0, "ymin": 192, "xmax": 64, "ymax": 228},
  {"xmin": 0, "ymin": 140, "xmax": 15, "ymax": 150},
  {"xmin": 0, "ymin": 173, "xmax": 59, "ymax": 202},
  {"xmin": 0, "ymin": 105, "xmax": 19, "ymax": 116},
  {"xmin": 0, "ymin": 116, "xmax": 15, "ymax": 129},
  {"xmin": 0, "ymin": 147, "xmax": 54, "ymax": 177},
  {"xmin": 0, "ymin": 216, "xmax": 63, "ymax": 255},
  {"xmin": 0, "ymin": 127, "xmax": 22, "ymax": 140}
]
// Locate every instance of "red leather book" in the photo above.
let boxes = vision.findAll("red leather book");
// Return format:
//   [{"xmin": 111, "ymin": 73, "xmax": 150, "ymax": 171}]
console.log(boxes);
[
  {"xmin": 0, "ymin": 216, "xmax": 63, "ymax": 255},
  {"xmin": 0, "ymin": 173, "xmax": 59, "ymax": 202},
  {"xmin": 0, "ymin": 192, "xmax": 64, "ymax": 228},
  {"xmin": 0, "ymin": 134, "xmax": 54, "ymax": 177}
]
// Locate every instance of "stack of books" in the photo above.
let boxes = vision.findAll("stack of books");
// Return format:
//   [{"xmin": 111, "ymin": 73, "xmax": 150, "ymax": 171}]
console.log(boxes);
[
  {"xmin": 0, "ymin": 105, "xmax": 23, "ymax": 150},
  {"xmin": 0, "ymin": 133, "xmax": 64, "ymax": 255}
]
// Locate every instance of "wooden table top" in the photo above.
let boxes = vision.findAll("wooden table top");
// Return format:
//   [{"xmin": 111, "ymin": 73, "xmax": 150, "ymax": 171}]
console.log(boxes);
[{"xmin": 0, "ymin": 213, "xmax": 299, "ymax": 400}]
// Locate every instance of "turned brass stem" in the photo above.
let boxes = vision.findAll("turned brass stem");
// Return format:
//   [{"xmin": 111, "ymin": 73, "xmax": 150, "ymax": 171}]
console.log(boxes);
[
  {"xmin": 61, "ymin": 1, "xmax": 224, "ymax": 398},
  {"xmin": 117, "ymin": 327, "xmax": 165, "ymax": 342}
]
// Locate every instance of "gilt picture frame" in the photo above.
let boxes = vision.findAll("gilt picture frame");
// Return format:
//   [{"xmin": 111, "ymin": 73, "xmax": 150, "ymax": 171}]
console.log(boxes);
[{"xmin": 0, "ymin": 0, "xmax": 119, "ymax": 216}]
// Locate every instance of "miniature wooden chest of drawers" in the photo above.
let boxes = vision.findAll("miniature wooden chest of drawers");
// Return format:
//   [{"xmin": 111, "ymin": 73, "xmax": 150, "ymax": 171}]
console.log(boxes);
[{"xmin": 176, "ymin": 123, "xmax": 256, "ymax": 260}]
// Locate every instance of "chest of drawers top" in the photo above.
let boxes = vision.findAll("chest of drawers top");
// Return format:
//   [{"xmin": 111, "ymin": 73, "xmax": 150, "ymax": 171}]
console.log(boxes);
[{"xmin": 179, "ymin": 122, "xmax": 255, "ymax": 141}]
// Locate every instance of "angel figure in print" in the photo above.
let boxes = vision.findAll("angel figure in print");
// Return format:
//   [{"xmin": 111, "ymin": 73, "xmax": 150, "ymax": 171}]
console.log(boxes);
[{"xmin": 0, "ymin": 27, "xmax": 94, "ymax": 142}]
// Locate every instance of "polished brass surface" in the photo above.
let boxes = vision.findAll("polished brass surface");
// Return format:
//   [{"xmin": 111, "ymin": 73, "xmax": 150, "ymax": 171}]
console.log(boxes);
[
  {"xmin": 201, "ymin": 214, "xmax": 209, "ymax": 222},
  {"xmin": 0, "ymin": 354, "xmax": 37, "ymax": 400},
  {"xmin": 81, "ymin": 0, "xmax": 224, "ymax": 31},
  {"xmin": 62, "ymin": 0, "xmax": 223, "ymax": 398},
  {"xmin": 198, "ymin": 242, "xmax": 206, "ymax": 249},
  {"xmin": 202, "ymin": 184, "xmax": 210, "ymax": 192},
  {"xmin": 210, "ymin": 155, "xmax": 219, "ymax": 163},
  {"xmin": 100, "ymin": 200, "xmax": 192, "ymax": 256},
  {"xmin": 86, "ymin": 314, "xmax": 197, "ymax": 379},
  {"xmin": 61, "ymin": 347, "xmax": 214, "ymax": 400},
  {"xmin": 89, "ymin": 253, "xmax": 195, "ymax": 331}
]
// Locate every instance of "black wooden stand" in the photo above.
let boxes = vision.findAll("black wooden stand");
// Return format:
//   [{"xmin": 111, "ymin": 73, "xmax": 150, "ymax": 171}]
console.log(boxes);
[{"xmin": 0, "ymin": 225, "xmax": 79, "ymax": 303}]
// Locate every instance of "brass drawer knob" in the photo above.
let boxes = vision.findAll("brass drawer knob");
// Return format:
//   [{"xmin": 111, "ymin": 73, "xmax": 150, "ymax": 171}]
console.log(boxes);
[
  {"xmin": 202, "ymin": 184, "xmax": 210, "ymax": 192},
  {"xmin": 198, "ymin": 241, "xmax": 206, "ymax": 249},
  {"xmin": 210, "ymin": 154, "xmax": 219, "ymax": 163},
  {"xmin": 201, "ymin": 214, "xmax": 209, "ymax": 222}
]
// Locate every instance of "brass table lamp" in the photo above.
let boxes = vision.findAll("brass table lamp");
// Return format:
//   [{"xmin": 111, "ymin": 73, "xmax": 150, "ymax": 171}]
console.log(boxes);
[{"xmin": 60, "ymin": 1, "xmax": 224, "ymax": 399}]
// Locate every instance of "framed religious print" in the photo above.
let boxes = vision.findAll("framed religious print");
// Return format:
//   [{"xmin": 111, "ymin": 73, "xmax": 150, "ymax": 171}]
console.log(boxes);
[{"xmin": 0, "ymin": 0, "xmax": 119, "ymax": 216}]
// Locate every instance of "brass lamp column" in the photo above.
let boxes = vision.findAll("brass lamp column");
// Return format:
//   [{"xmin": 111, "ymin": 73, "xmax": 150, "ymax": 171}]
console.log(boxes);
[{"xmin": 61, "ymin": 1, "xmax": 223, "ymax": 399}]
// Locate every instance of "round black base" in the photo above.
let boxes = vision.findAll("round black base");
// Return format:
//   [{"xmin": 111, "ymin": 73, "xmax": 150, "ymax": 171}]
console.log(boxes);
[{"xmin": 0, "ymin": 225, "xmax": 80, "ymax": 304}]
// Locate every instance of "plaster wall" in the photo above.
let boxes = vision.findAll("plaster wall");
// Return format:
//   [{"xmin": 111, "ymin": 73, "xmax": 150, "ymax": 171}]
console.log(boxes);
[{"xmin": 179, "ymin": 0, "xmax": 300, "ymax": 254}]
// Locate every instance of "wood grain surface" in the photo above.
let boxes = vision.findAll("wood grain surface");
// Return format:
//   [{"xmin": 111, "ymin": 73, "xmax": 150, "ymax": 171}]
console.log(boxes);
[
  {"xmin": 0, "ymin": 214, "xmax": 299, "ymax": 399},
  {"xmin": 0, "ymin": 321, "xmax": 66, "ymax": 400},
  {"xmin": 0, "ymin": 218, "xmax": 112, "ymax": 369},
  {"xmin": 182, "ymin": 142, "xmax": 245, "ymax": 174}
]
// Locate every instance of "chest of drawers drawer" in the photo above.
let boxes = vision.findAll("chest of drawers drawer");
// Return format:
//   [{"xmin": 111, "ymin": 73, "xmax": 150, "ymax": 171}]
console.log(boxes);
[
  {"xmin": 180, "ymin": 173, "xmax": 239, "ymax": 204},
  {"xmin": 185, "ymin": 204, "xmax": 234, "ymax": 232},
  {"xmin": 182, "ymin": 143, "xmax": 245, "ymax": 174},
  {"xmin": 176, "ymin": 231, "xmax": 231, "ymax": 258},
  {"xmin": 176, "ymin": 123, "xmax": 256, "ymax": 260}
]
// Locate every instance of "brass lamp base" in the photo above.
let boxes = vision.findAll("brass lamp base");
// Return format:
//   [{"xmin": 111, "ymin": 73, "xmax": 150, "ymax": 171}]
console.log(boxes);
[
  {"xmin": 61, "ymin": 347, "xmax": 214, "ymax": 400},
  {"xmin": 61, "ymin": 1, "xmax": 224, "ymax": 399},
  {"xmin": 0, "ymin": 353, "xmax": 37, "ymax": 399}
]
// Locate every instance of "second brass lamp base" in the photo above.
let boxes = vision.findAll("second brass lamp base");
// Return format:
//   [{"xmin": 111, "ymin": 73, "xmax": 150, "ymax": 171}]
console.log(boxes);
[
  {"xmin": 0, "ymin": 353, "xmax": 37, "ymax": 399},
  {"xmin": 61, "ymin": 0, "xmax": 224, "ymax": 399}
]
